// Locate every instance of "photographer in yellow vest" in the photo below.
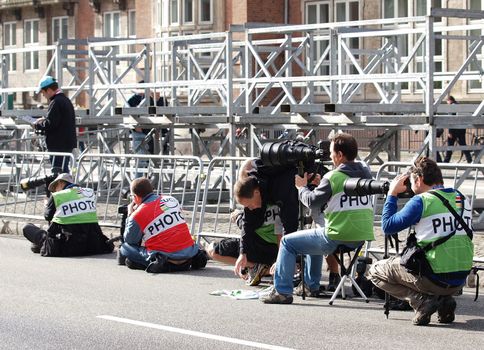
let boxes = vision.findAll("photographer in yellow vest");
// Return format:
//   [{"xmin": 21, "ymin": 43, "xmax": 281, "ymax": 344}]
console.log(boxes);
[
  {"xmin": 23, "ymin": 173, "xmax": 114, "ymax": 257},
  {"xmin": 369, "ymin": 157, "xmax": 474, "ymax": 326}
]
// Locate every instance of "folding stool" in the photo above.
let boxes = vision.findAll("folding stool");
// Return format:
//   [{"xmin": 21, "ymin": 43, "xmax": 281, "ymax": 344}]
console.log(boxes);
[{"xmin": 328, "ymin": 244, "xmax": 370, "ymax": 305}]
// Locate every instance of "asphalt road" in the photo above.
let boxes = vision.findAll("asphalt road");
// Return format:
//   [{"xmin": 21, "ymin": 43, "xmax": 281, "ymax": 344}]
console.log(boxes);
[{"xmin": 1, "ymin": 235, "xmax": 484, "ymax": 350}]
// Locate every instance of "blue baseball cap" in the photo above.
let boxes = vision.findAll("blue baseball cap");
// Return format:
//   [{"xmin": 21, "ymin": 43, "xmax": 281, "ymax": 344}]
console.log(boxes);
[{"xmin": 36, "ymin": 76, "xmax": 56, "ymax": 94}]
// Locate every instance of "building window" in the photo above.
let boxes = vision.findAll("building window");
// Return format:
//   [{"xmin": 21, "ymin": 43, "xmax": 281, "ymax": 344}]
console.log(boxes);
[
  {"xmin": 306, "ymin": 1, "xmax": 359, "ymax": 27},
  {"xmin": 199, "ymin": 0, "xmax": 212, "ymax": 23},
  {"xmin": 128, "ymin": 10, "xmax": 136, "ymax": 38},
  {"xmin": 383, "ymin": 0, "xmax": 408, "ymax": 18},
  {"xmin": 157, "ymin": 0, "xmax": 163, "ymax": 27},
  {"xmin": 306, "ymin": 1, "xmax": 330, "ymax": 82},
  {"xmin": 184, "ymin": 0, "xmax": 193, "ymax": 23},
  {"xmin": 468, "ymin": 0, "xmax": 484, "ymax": 91},
  {"xmin": 382, "ymin": 0, "xmax": 441, "ymax": 19},
  {"xmin": 382, "ymin": 0, "xmax": 444, "ymax": 92},
  {"xmin": 305, "ymin": 0, "xmax": 361, "ymax": 89},
  {"xmin": 24, "ymin": 19, "xmax": 39, "ymax": 71},
  {"xmin": 128, "ymin": 10, "xmax": 136, "ymax": 53},
  {"xmin": 170, "ymin": 0, "xmax": 179, "ymax": 24},
  {"xmin": 52, "ymin": 16, "xmax": 68, "ymax": 43},
  {"xmin": 103, "ymin": 11, "xmax": 120, "ymax": 38},
  {"xmin": 4, "ymin": 22, "xmax": 16, "ymax": 71}
]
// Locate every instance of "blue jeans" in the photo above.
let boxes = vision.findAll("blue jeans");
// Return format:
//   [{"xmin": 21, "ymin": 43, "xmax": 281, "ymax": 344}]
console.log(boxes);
[
  {"xmin": 274, "ymin": 228, "xmax": 362, "ymax": 295},
  {"xmin": 120, "ymin": 243, "xmax": 199, "ymax": 268},
  {"xmin": 131, "ymin": 131, "xmax": 150, "ymax": 178}
]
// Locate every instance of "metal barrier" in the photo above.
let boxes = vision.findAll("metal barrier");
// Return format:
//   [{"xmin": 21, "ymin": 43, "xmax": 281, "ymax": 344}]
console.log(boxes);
[
  {"xmin": 75, "ymin": 153, "xmax": 203, "ymax": 235},
  {"xmin": 195, "ymin": 157, "xmax": 251, "ymax": 244},
  {"xmin": 0, "ymin": 150, "xmax": 75, "ymax": 222},
  {"xmin": 366, "ymin": 161, "xmax": 484, "ymax": 262}
]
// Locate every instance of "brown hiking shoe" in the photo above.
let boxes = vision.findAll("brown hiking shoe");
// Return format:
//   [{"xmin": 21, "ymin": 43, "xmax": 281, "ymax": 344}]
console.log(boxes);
[
  {"xmin": 412, "ymin": 295, "xmax": 440, "ymax": 326},
  {"xmin": 437, "ymin": 296, "xmax": 456, "ymax": 323},
  {"xmin": 261, "ymin": 288, "xmax": 293, "ymax": 304},
  {"xmin": 246, "ymin": 264, "xmax": 270, "ymax": 286}
]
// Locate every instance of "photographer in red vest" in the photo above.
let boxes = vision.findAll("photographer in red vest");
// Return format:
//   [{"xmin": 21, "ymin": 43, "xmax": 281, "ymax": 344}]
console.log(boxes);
[{"xmin": 118, "ymin": 178, "xmax": 207, "ymax": 272}]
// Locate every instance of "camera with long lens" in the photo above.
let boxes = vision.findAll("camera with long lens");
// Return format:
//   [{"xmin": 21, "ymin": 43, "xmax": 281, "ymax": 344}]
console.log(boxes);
[
  {"xmin": 20, "ymin": 170, "xmax": 60, "ymax": 191},
  {"xmin": 260, "ymin": 140, "xmax": 331, "ymax": 170},
  {"xmin": 343, "ymin": 177, "xmax": 414, "ymax": 198},
  {"xmin": 106, "ymin": 205, "xmax": 129, "ymax": 245}
]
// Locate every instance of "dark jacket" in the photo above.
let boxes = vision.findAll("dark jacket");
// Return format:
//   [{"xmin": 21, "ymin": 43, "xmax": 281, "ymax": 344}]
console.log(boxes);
[
  {"xmin": 239, "ymin": 159, "xmax": 299, "ymax": 254},
  {"xmin": 126, "ymin": 93, "xmax": 168, "ymax": 153},
  {"xmin": 36, "ymin": 92, "xmax": 77, "ymax": 151},
  {"xmin": 43, "ymin": 184, "xmax": 113, "ymax": 256}
]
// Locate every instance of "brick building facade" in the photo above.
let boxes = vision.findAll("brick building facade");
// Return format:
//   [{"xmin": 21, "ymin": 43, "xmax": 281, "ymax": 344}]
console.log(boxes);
[{"xmin": 1, "ymin": 0, "xmax": 483, "ymax": 107}]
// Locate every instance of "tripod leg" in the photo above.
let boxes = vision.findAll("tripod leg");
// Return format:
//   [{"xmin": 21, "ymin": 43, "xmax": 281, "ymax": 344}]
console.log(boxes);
[
  {"xmin": 300, "ymin": 254, "xmax": 306, "ymax": 300},
  {"xmin": 384, "ymin": 235, "xmax": 390, "ymax": 318}
]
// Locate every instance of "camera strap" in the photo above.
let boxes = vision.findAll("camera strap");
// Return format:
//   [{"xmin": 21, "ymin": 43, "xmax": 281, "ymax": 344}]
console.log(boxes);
[
  {"xmin": 407, "ymin": 191, "xmax": 468, "ymax": 253},
  {"xmin": 422, "ymin": 190, "xmax": 473, "ymax": 252}
]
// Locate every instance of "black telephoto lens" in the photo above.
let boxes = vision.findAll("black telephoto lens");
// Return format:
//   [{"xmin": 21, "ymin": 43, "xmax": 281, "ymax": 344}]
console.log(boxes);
[
  {"xmin": 260, "ymin": 140, "xmax": 317, "ymax": 167},
  {"xmin": 20, "ymin": 174, "xmax": 58, "ymax": 191},
  {"xmin": 343, "ymin": 178, "xmax": 390, "ymax": 196}
]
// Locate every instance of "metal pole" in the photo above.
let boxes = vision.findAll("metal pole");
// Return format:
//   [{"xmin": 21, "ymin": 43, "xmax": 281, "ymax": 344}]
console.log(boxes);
[{"xmin": 425, "ymin": 15, "xmax": 436, "ymax": 160}]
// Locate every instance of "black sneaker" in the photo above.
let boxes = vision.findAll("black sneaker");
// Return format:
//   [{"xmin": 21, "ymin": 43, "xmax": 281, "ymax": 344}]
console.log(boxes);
[
  {"xmin": 191, "ymin": 249, "xmax": 208, "ymax": 270},
  {"xmin": 327, "ymin": 272, "xmax": 341, "ymax": 292},
  {"xmin": 412, "ymin": 295, "xmax": 440, "ymax": 326},
  {"xmin": 437, "ymin": 296, "xmax": 456, "ymax": 323},
  {"xmin": 125, "ymin": 258, "xmax": 146, "ymax": 270},
  {"xmin": 117, "ymin": 250, "xmax": 126, "ymax": 266},
  {"xmin": 31, "ymin": 243, "xmax": 41, "ymax": 254},
  {"xmin": 261, "ymin": 288, "xmax": 293, "ymax": 304}
]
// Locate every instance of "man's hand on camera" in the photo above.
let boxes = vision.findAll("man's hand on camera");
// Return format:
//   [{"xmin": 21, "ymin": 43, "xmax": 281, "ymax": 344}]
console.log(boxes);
[
  {"xmin": 34, "ymin": 117, "xmax": 45, "ymax": 126},
  {"xmin": 307, "ymin": 173, "xmax": 321, "ymax": 186},
  {"xmin": 389, "ymin": 174, "xmax": 409, "ymax": 197},
  {"xmin": 127, "ymin": 201, "xmax": 138, "ymax": 216},
  {"xmin": 234, "ymin": 254, "xmax": 248, "ymax": 279},
  {"xmin": 230, "ymin": 209, "xmax": 243, "ymax": 223},
  {"xmin": 295, "ymin": 172, "xmax": 308, "ymax": 190}
]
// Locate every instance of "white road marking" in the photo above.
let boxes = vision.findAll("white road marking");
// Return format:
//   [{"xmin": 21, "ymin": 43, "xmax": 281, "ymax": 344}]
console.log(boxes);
[{"xmin": 97, "ymin": 315, "xmax": 295, "ymax": 350}]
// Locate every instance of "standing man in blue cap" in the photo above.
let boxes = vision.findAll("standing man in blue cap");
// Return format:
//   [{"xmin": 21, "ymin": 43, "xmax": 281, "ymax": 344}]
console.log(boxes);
[{"xmin": 34, "ymin": 76, "xmax": 77, "ymax": 173}]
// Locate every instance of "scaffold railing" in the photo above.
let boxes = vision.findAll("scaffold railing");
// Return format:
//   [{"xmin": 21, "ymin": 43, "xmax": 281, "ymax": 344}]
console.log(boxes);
[{"xmin": 0, "ymin": 8, "xmax": 483, "ymax": 160}]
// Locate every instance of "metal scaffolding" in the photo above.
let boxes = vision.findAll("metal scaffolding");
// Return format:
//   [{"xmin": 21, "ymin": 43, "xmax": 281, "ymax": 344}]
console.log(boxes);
[{"xmin": 0, "ymin": 8, "xmax": 483, "ymax": 162}]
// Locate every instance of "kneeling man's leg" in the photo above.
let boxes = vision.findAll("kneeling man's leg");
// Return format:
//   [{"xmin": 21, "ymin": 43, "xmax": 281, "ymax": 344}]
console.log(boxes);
[{"xmin": 120, "ymin": 243, "xmax": 149, "ymax": 270}]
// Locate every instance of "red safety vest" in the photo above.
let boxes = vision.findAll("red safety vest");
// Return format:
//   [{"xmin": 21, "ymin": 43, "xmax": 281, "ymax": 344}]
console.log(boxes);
[{"xmin": 132, "ymin": 195, "xmax": 193, "ymax": 253}]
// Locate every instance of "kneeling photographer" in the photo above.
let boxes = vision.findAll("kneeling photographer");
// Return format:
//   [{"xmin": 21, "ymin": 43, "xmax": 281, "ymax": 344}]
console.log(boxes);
[
  {"xmin": 23, "ymin": 173, "xmax": 114, "ymax": 257},
  {"xmin": 231, "ymin": 156, "xmax": 301, "ymax": 281},
  {"xmin": 262, "ymin": 133, "xmax": 375, "ymax": 304},
  {"xmin": 368, "ymin": 157, "xmax": 474, "ymax": 326},
  {"xmin": 118, "ymin": 178, "xmax": 207, "ymax": 273}
]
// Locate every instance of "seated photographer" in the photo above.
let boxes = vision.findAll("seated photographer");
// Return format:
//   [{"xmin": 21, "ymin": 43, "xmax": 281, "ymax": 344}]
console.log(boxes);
[
  {"xmin": 369, "ymin": 157, "xmax": 474, "ymax": 326},
  {"xmin": 230, "ymin": 158, "xmax": 300, "ymax": 282},
  {"xmin": 23, "ymin": 173, "xmax": 114, "ymax": 257},
  {"xmin": 207, "ymin": 203, "xmax": 282, "ymax": 286},
  {"xmin": 118, "ymin": 178, "xmax": 207, "ymax": 272},
  {"xmin": 261, "ymin": 133, "xmax": 375, "ymax": 304}
]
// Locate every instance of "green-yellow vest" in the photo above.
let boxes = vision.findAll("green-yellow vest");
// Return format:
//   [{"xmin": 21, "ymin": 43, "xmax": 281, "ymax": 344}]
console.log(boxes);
[
  {"xmin": 414, "ymin": 190, "xmax": 474, "ymax": 274},
  {"xmin": 324, "ymin": 170, "xmax": 375, "ymax": 242},
  {"xmin": 52, "ymin": 187, "xmax": 98, "ymax": 225},
  {"xmin": 255, "ymin": 204, "xmax": 281, "ymax": 244}
]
